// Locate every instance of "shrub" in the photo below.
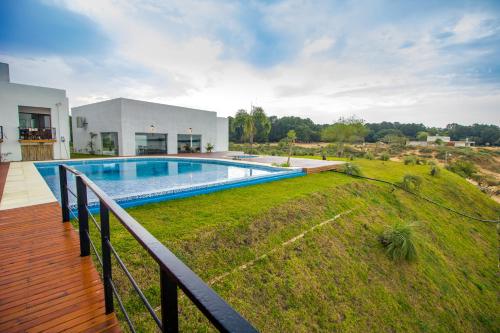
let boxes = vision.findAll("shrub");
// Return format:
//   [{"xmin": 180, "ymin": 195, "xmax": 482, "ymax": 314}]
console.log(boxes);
[
  {"xmin": 446, "ymin": 159, "xmax": 477, "ymax": 178},
  {"xmin": 416, "ymin": 158, "xmax": 427, "ymax": 165},
  {"xmin": 400, "ymin": 174, "xmax": 423, "ymax": 192},
  {"xmin": 342, "ymin": 163, "xmax": 362, "ymax": 176},
  {"xmin": 419, "ymin": 147, "xmax": 432, "ymax": 154},
  {"xmin": 379, "ymin": 222, "xmax": 417, "ymax": 262},
  {"xmin": 364, "ymin": 152, "xmax": 374, "ymax": 160},
  {"xmin": 205, "ymin": 142, "xmax": 215, "ymax": 153},
  {"xmin": 403, "ymin": 155, "xmax": 417, "ymax": 165},
  {"xmin": 430, "ymin": 165, "xmax": 441, "ymax": 177},
  {"xmin": 380, "ymin": 153, "xmax": 390, "ymax": 161}
]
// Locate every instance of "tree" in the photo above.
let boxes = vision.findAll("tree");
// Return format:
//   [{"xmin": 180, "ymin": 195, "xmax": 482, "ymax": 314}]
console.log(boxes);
[
  {"xmin": 230, "ymin": 109, "xmax": 249, "ymax": 143},
  {"xmin": 230, "ymin": 107, "xmax": 271, "ymax": 145},
  {"xmin": 268, "ymin": 116, "xmax": 323, "ymax": 142},
  {"xmin": 233, "ymin": 106, "xmax": 272, "ymax": 147},
  {"xmin": 416, "ymin": 131, "xmax": 428, "ymax": 141},
  {"xmin": 321, "ymin": 117, "xmax": 368, "ymax": 156},
  {"xmin": 286, "ymin": 130, "xmax": 296, "ymax": 166},
  {"xmin": 251, "ymin": 106, "xmax": 271, "ymax": 142},
  {"xmin": 243, "ymin": 113, "xmax": 256, "ymax": 148}
]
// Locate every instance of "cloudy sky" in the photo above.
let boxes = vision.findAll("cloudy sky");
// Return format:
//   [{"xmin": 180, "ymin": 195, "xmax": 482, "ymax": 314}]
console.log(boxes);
[{"xmin": 1, "ymin": 0, "xmax": 499, "ymax": 126}]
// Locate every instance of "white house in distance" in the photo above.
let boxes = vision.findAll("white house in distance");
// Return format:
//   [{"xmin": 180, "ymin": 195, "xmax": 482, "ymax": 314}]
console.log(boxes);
[
  {"xmin": 407, "ymin": 135, "xmax": 475, "ymax": 147},
  {"xmin": 0, "ymin": 62, "xmax": 70, "ymax": 161},
  {"xmin": 71, "ymin": 98, "xmax": 229, "ymax": 156}
]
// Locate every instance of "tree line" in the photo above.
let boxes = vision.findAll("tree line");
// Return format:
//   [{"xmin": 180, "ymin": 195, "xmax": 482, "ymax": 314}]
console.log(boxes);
[{"xmin": 229, "ymin": 107, "xmax": 500, "ymax": 146}]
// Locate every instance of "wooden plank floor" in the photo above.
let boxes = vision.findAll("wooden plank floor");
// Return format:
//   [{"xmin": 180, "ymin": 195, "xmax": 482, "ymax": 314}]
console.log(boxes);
[{"xmin": 0, "ymin": 202, "xmax": 120, "ymax": 332}]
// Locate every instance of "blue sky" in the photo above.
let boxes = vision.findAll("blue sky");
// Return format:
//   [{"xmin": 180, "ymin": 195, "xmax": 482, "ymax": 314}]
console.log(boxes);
[{"xmin": 1, "ymin": 0, "xmax": 499, "ymax": 126}]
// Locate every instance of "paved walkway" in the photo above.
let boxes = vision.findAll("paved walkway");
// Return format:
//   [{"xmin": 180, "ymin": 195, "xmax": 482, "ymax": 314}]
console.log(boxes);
[
  {"xmin": 0, "ymin": 161, "xmax": 56, "ymax": 210},
  {"xmin": 174, "ymin": 152, "xmax": 345, "ymax": 173},
  {"xmin": 0, "ymin": 164, "xmax": 120, "ymax": 332}
]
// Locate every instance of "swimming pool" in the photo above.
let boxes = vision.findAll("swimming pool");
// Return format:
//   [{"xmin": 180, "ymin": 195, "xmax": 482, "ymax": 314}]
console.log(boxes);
[{"xmin": 36, "ymin": 157, "xmax": 304, "ymax": 209}]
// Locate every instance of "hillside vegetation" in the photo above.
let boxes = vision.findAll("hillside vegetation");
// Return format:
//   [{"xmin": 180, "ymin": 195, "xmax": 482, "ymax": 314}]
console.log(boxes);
[{"xmin": 87, "ymin": 160, "xmax": 499, "ymax": 332}]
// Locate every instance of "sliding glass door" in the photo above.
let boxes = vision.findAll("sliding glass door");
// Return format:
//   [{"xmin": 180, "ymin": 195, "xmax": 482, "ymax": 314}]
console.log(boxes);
[
  {"xmin": 135, "ymin": 133, "xmax": 168, "ymax": 155},
  {"xmin": 101, "ymin": 132, "xmax": 119, "ymax": 156},
  {"xmin": 177, "ymin": 134, "xmax": 201, "ymax": 153}
]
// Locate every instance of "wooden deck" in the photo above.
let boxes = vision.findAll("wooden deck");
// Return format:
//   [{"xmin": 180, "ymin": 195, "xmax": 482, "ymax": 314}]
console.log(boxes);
[{"xmin": 0, "ymin": 199, "xmax": 120, "ymax": 332}]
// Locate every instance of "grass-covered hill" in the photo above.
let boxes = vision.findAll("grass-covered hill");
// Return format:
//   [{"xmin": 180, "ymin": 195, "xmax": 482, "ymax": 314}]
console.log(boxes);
[{"xmin": 92, "ymin": 159, "xmax": 499, "ymax": 332}]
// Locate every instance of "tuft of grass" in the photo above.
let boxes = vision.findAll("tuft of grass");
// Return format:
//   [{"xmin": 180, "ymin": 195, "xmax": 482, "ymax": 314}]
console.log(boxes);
[
  {"xmin": 380, "ymin": 152, "xmax": 390, "ymax": 161},
  {"xmin": 400, "ymin": 174, "xmax": 423, "ymax": 192},
  {"xmin": 379, "ymin": 222, "xmax": 417, "ymax": 262},
  {"xmin": 342, "ymin": 163, "xmax": 362, "ymax": 176},
  {"xmin": 403, "ymin": 155, "xmax": 417, "ymax": 165},
  {"xmin": 364, "ymin": 152, "xmax": 374, "ymax": 160},
  {"xmin": 446, "ymin": 159, "xmax": 478, "ymax": 178},
  {"xmin": 430, "ymin": 165, "xmax": 441, "ymax": 177}
]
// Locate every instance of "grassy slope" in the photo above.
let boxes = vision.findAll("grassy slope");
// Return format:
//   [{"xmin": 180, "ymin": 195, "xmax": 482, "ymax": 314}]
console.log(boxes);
[{"xmin": 91, "ymin": 159, "xmax": 499, "ymax": 332}]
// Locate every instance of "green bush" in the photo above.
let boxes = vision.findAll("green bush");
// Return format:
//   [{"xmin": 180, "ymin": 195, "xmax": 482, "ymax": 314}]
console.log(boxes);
[
  {"xmin": 379, "ymin": 222, "xmax": 417, "ymax": 262},
  {"xmin": 446, "ymin": 159, "xmax": 478, "ymax": 178},
  {"xmin": 430, "ymin": 165, "xmax": 441, "ymax": 177},
  {"xmin": 342, "ymin": 163, "xmax": 362, "ymax": 176},
  {"xmin": 403, "ymin": 155, "xmax": 417, "ymax": 165},
  {"xmin": 380, "ymin": 153, "xmax": 390, "ymax": 161},
  {"xmin": 416, "ymin": 158, "xmax": 427, "ymax": 165},
  {"xmin": 419, "ymin": 147, "xmax": 433, "ymax": 154},
  {"xmin": 364, "ymin": 152, "xmax": 374, "ymax": 160},
  {"xmin": 400, "ymin": 174, "xmax": 423, "ymax": 192}
]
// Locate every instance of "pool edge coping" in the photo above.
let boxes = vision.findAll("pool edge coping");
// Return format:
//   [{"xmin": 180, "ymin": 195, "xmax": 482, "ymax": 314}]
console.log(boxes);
[{"xmin": 24, "ymin": 156, "xmax": 305, "ymax": 211}]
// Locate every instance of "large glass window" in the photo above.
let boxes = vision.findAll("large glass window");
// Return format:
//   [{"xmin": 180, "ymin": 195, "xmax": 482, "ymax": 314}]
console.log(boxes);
[
  {"xmin": 19, "ymin": 112, "xmax": 51, "ymax": 129},
  {"xmin": 135, "ymin": 133, "xmax": 168, "ymax": 155},
  {"xmin": 101, "ymin": 132, "xmax": 119, "ymax": 156},
  {"xmin": 177, "ymin": 134, "xmax": 201, "ymax": 153}
]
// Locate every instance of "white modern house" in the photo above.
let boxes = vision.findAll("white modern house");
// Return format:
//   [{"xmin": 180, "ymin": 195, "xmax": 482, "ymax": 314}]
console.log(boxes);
[
  {"xmin": 72, "ymin": 98, "xmax": 228, "ymax": 156},
  {"xmin": 407, "ymin": 135, "xmax": 475, "ymax": 147},
  {"xmin": 427, "ymin": 136, "xmax": 451, "ymax": 144},
  {"xmin": 0, "ymin": 62, "xmax": 70, "ymax": 161}
]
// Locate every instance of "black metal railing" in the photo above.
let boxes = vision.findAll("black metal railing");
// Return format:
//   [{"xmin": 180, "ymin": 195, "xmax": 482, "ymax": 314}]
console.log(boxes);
[
  {"xmin": 59, "ymin": 164, "xmax": 257, "ymax": 333},
  {"xmin": 0, "ymin": 125, "xmax": 3, "ymax": 141},
  {"xmin": 19, "ymin": 127, "xmax": 56, "ymax": 140}
]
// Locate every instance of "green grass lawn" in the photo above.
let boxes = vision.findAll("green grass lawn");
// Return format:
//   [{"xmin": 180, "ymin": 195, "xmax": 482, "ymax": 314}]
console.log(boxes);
[
  {"xmin": 84, "ymin": 158, "xmax": 500, "ymax": 332},
  {"xmin": 70, "ymin": 152, "xmax": 116, "ymax": 159}
]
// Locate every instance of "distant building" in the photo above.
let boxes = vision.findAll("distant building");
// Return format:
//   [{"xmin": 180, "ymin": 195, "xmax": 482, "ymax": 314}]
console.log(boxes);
[
  {"xmin": 0, "ymin": 62, "xmax": 70, "ymax": 161},
  {"xmin": 72, "ymin": 98, "xmax": 229, "ymax": 156},
  {"xmin": 427, "ymin": 136, "xmax": 451, "ymax": 143},
  {"xmin": 407, "ymin": 136, "xmax": 475, "ymax": 147},
  {"xmin": 453, "ymin": 138, "xmax": 475, "ymax": 147},
  {"xmin": 406, "ymin": 141, "xmax": 428, "ymax": 147}
]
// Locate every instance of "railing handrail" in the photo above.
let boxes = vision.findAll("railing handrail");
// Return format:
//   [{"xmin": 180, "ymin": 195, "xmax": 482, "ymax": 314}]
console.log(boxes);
[
  {"xmin": 18, "ymin": 126, "xmax": 56, "ymax": 140},
  {"xmin": 60, "ymin": 164, "xmax": 258, "ymax": 333}
]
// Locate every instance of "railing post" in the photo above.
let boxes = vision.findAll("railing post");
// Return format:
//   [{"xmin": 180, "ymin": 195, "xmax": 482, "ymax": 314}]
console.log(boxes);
[
  {"xmin": 160, "ymin": 269, "xmax": 178, "ymax": 333},
  {"xmin": 76, "ymin": 175, "xmax": 90, "ymax": 257},
  {"xmin": 59, "ymin": 165, "xmax": 70, "ymax": 222},
  {"xmin": 100, "ymin": 200, "xmax": 114, "ymax": 314}
]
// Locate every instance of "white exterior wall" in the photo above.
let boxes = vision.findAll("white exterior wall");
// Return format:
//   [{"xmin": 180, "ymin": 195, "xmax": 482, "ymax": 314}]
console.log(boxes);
[
  {"xmin": 216, "ymin": 117, "xmax": 229, "ymax": 151},
  {"xmin": 427, "ymin": 136, "xmax": 451, "ymax": 143},
  {"xmin": 0, "ymin": 82, "xmax": 70, "ymax": 161},
  {"xmin": 72, "ymin": 98, "xmax": 229, "ymax": 155},
  {"xmin": 406, "ymin": 141, "xmax": 428, "ymax": 147},
  {"xmin": 72, "ymin": 99, "xmax": 123, "ymax": 155}
]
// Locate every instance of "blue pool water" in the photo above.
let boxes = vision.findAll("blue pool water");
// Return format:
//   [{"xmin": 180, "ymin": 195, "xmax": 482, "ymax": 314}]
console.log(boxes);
[{"xmin": 36, "ymin": 158, "xmax": 304, "ymax": 208}]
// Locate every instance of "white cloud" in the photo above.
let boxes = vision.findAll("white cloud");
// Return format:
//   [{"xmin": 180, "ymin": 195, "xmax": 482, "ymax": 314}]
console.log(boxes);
[
  {"xmin": 3, "ymin": 0, "xmax": 499, "ymax": 127},
  {"xmin": 301, "ymin": 37, "xmax": 335, "ymax": 58}
]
